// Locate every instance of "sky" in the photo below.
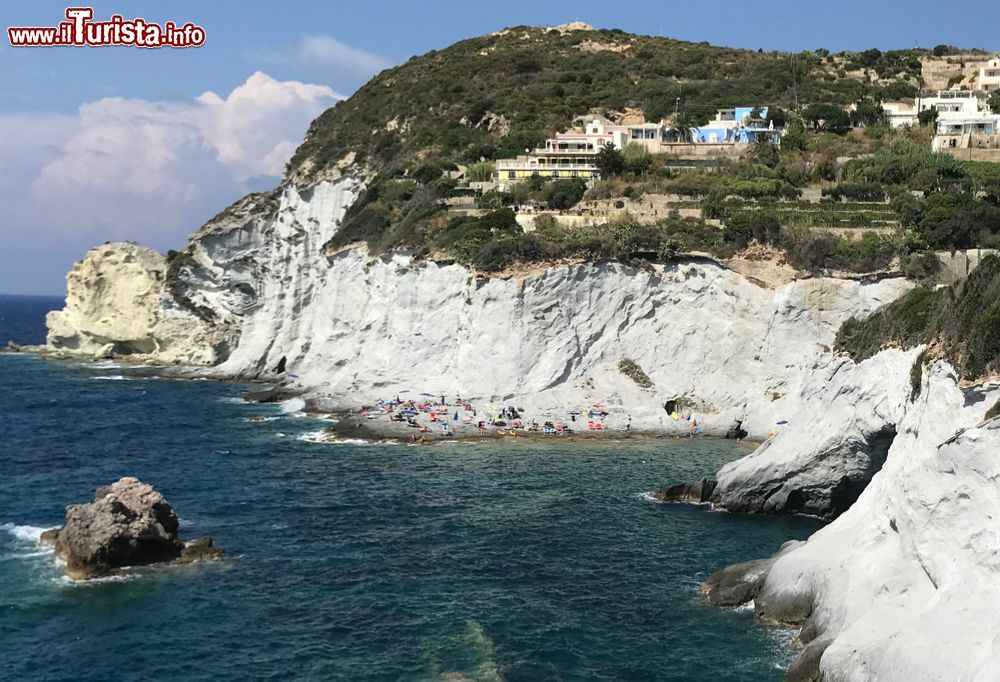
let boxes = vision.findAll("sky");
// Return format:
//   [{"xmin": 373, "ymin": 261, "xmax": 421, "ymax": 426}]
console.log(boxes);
[{"xmin": 1, "ymin": 0, "xmax": 997, "ymax": 295}]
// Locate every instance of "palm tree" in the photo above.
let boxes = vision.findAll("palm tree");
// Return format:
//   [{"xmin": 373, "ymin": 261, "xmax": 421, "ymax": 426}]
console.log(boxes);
[{"xmin": 673, "ymin": 111, "xmax": 700, "ymax": 143}]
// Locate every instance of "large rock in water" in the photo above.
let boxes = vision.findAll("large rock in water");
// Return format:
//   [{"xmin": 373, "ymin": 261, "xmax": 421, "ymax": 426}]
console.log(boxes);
[
  {"xmin": 44, "ymin": 242, "xmax": 235, "ymax": 365},
  {"xmin": 41, "ymin": 477, "xmax": 222, "ymax": 579},
  {"xmin": 652, "ymin": 478, "xmax": 717, "ymax": 503}
]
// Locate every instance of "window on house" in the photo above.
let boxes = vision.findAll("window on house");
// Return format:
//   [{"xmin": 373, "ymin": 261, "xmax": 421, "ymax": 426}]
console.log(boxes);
[
  {"xmin": 553, "ymin": 171, "xmax": 560, "ymax": 178},
  {"xmin": 508, "ymin": 171, "xmax": 516, "ymax": 179}
]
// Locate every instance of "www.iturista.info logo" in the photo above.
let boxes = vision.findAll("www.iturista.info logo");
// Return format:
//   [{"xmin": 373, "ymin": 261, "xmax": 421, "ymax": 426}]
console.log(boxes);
[{"xmin": 7, "ymin": 7, "xmax": 206, "ymax": 48}]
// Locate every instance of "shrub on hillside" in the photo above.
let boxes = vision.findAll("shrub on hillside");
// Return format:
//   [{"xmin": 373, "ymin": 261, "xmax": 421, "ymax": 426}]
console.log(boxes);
[
  {"xmin": 822, "ymin": 183, "xmax": 887, "ymax": 202},
  {"xmin": 835, "ymin": 255, "xmax": 1000, "ymax": 380},
  {"xmin": 466, "ymin": 161, "xmax": 496, "ymax": 182},
  {"xmin": 544, "ymin": 179, "xmax": 587, "ymax": 210},
  {"xmin": 835, "ymin": 287, "xmax": 940, "ymax": 362}
]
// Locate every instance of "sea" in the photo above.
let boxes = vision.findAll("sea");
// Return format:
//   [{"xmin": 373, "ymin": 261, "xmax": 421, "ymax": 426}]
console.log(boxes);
[{"xmin": 0, "ymin": 294, "xmax": 822, "ymax": 681}]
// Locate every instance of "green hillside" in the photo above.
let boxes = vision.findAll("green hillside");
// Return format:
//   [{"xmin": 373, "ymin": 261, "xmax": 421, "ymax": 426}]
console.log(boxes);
[
  {"xmin": 264, "ymin": 26, "xmax": 1000, "ymax": 277},
  {"xmin": 289, "ymin": 25, "xmax": 924, "ymax": 180}
]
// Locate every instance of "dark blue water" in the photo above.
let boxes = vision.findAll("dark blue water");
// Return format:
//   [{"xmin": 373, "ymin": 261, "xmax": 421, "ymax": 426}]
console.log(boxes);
[
  {"xmin": 0, "ymin": 296, "xmax": 821, "ymax": 681},
  {"xmin": 0, "ymin": 294, "xmax": 63, "ymax": 346}
]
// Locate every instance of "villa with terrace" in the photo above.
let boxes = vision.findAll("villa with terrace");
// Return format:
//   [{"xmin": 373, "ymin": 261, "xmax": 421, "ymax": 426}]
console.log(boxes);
[{"xmin": 495, "ymin": 106, "xmax": 780, "ymax": 185}]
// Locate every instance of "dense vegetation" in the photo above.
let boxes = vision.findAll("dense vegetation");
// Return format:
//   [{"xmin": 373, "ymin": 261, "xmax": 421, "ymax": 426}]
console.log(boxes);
[
  {"xmin": 290, "ymin": 26, "xmax": 930, "ymax": 181},
  {"xmin": 326, "ymin": 131, "xmax": 1000, "ymax": 276},
  {"xmin": 836, "ymin": 256, "xmax": 1000, "ymax": 381}
]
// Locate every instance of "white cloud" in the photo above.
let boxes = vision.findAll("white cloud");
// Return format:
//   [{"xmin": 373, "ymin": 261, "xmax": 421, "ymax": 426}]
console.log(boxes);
[
  {"xmin": 255, "ymin": 35, "xmax": 392, "ymax": 82},
  {"xmin": 295, "ymin": 35, "xmax": 393, "ymax": 78},
  {"xmin": 0, "ymin": 72, "xmax": 340, "ymax": 293}
]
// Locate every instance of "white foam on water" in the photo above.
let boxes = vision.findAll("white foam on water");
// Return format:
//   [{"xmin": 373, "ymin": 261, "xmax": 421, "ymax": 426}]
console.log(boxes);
[
  {"xmin": 90, "ymin": 360, "xmax": 121, "ymax": 370},
  {"xmin": 58, "ymin": 572, "xmax": 137, "ymax": 586},
  {"xmin": 297, "ymin": 432, "xmax": 400, "ymax": 446},
  {"xmin": 91, "ymin": 375, "xmax": 127, "ymax": 381},
  {"xmin": 638, "ymin": 491, "xmax": 662, "ymax": 503},
  {"xmin": 2, "ymin": 523, "xmax": 48, "ymax": 544},
  {"xmin": 242, "ymin": 416, "xmax": 279, "ymax": 423},
  {"xmin": 279, "ymin": 397, "xmax": 306, "ymax": 414},
  {"xmin": 218, "ymin": 396, "xmax": 248, "ymax": 404},
  {"xmin": 732, "ymin": 599, "xmax": 755, "ymax": 613},
  {"xmin": 297, "ymin": 430, "xmax": 333, "ymax": 444}
]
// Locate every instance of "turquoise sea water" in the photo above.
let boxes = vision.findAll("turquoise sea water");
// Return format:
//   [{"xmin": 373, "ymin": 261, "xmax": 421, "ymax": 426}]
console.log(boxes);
[{"xmin": 0, "ymin": 296, "xmax": 821, "ymax": 681}]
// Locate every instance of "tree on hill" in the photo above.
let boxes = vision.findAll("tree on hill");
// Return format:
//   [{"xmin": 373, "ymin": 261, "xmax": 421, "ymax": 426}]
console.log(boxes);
[
  {"xmin": 988, "ymin": 91, "xmax": 1000, "ymax": 115},
  {"xmin": 851, "ymin": 97, "xmax": 888, "ymax": 127},
  {"xmin": 746, "ymin": 137, "xmax": 780, "ymax": 168},
  {"xmin": 917, "ymin": 109, "xmax": 939, "ymax": 128},
  {"xmin": 621, "ymin": 142, "xmax": 653, "ymax": 175},
  {"xmin": 673, "ymin": 111, "xmax": 702, "ymax": 143},
  {"xmin": 595, "ymin": 142, "xmax": 624, "ymax": 176},
  {"xmin": 466, "ymin": 161, "xmax": 495, "ymax": 182},
  {"xmin": 781, "ymin": 119, "xmax": 808, "ymax": 151},
  {"xmin": 803, "ymin": 103, "xmax": 851, "ymax": 134},
  {"xmin": 544, "ymin": 179, "xmax": 588, "ymax": 209}
]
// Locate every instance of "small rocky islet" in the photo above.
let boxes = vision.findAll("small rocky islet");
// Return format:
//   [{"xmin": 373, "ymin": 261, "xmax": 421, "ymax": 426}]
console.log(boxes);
[{"xmin": 39, "ymin": 476, "xmax": 223, "ymax": 580}]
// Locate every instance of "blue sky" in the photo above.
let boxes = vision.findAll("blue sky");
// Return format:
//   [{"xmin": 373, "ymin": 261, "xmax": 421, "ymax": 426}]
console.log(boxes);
[{"xmin": 1, "ymin": 0, "xmax": 998, "ymax": 294}]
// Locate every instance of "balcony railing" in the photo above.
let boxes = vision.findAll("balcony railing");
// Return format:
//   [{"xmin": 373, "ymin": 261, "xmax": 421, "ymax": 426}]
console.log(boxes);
[{"xmin": 496, "ymin": 162, "xmax": 597, "ymax": 172}]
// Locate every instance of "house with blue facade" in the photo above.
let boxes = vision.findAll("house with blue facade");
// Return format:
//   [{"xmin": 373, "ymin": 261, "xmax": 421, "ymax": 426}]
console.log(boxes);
[{"xmin": 689, "ymin": 107, "xmax": 781, "ymax": 144}]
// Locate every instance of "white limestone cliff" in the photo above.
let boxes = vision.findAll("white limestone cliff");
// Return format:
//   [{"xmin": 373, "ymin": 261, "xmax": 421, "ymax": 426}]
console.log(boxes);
[
  {"xmin": 712, "ymin": 347, "xmax": 918, "ymax": 517},
  {"xmin": 44, "ymin": 175, "xmax": 911, "ymax": 448},
  {"xmin": 747, "ymin": 362, "xmax": 1000, "ymax": 681},
  {"xmin": 221, "ymin": 247, "xmax": 909, "ymax": 440}
]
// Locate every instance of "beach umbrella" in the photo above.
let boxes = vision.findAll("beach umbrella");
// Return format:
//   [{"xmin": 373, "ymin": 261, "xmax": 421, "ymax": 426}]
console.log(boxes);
[
  {"xmin": 776, "ymin": 420, "xmax": 789, "ymax": 425},
  {"xmin": 420, "ymin": 392, "xmax": 435, "ymax": 397}
]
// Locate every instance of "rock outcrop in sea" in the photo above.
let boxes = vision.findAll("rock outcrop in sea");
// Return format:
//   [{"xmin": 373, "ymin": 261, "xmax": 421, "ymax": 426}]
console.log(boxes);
[{"xmin": 41, "ymin": 477, "xmax": 223, "ymax": 579}]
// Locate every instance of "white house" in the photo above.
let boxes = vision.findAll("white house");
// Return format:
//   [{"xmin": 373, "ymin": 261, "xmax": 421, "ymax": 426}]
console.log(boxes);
[
  {"xmin": 919, "ymin": 90, "xmax": 983, "ymax": 115},
  {"xmin": 932, "ymin": 112, "xmax": 1000, "ymax": 150},
  {"xmin": 979, "ymin": 57, "xmax": 1000, "ymax": 92}
]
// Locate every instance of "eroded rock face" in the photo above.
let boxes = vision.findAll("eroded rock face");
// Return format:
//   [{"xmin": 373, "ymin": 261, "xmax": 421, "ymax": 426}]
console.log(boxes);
[
  {"xmin": 701, "ymin": 540, "xmax": 803, "ymax": 607},
  {"xmin": 44, "ymin": 243, "xmax": 234, "ymax": 365},
  {"xmin": 703, "ymin": 363, "xmax": 1000, "ymax": 681},
  {"xmin": 42, "ymin": 477, "xmax": 222, "ymax": 579},
  {"xmin": 46, "ymin": 243, "xmax": 169, "ymax": 356},
  {"xmin": 709, "ymin": 348, "xmax": 917, "ymax": 519}
]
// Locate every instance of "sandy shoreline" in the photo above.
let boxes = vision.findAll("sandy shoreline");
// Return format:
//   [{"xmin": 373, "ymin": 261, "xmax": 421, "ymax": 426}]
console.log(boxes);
[{"xmin": 305, "ymin": 412, "xmax": 760, "ymax": 446}]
